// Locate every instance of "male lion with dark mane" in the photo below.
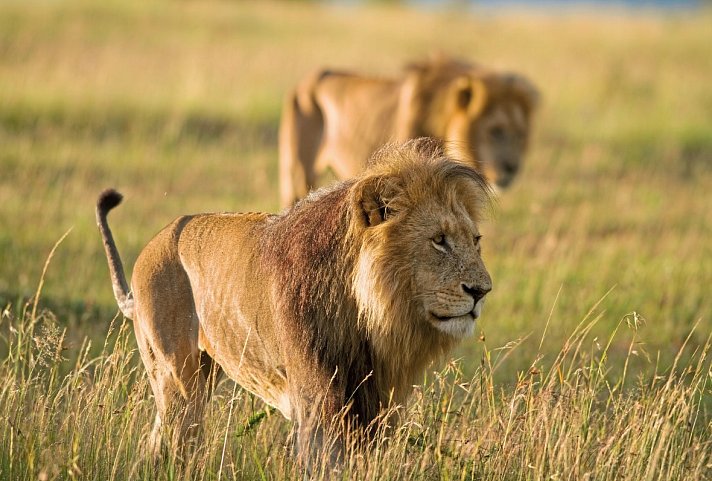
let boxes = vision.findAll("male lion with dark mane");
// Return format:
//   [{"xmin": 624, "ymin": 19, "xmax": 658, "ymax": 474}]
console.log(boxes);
[
  {"xmin": 279, "ymin": 56, "xmax": 539, "ymax": 206},
  {"xmin": 97, "ymin": 139, "xmax": 493, "ymax": 465}
]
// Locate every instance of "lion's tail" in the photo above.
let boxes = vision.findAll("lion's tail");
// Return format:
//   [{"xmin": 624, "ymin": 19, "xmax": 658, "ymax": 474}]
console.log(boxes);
[{"xmin": 96, "ymin": 189, "xmax": 135, "ymax": 319}]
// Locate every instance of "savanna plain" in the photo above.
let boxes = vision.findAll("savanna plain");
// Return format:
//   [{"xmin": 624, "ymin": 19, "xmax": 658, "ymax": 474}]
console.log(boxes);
[{"xmin": 0, "ymin": 1, "xmax": 711, "ymax": 479}]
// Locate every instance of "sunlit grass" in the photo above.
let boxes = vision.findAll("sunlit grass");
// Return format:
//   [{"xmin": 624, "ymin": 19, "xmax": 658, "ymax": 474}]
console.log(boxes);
[{"xmin": 1, "ymin": 283, "xmax": 709, "ymax": 480}]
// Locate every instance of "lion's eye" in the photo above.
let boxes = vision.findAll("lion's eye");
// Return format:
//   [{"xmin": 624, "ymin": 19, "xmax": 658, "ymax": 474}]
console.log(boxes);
[
  {"xmin": 432, "ymin": 233, "xmax": 447, "ymax": 249},
  {"xmin": 474, "ymin": 234, "xmax": 483, "ymax": 253},
  {"xmin": 489, "ymin": 126, "xmax": 506, "ymax": 141}
]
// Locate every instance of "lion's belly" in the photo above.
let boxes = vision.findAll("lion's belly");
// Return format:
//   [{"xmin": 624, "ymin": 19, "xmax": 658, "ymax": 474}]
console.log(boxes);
[
  {"xmin": 197, "ymin": 313, "xmax": 292, "ymax": 420},
  {"xmin": 177, "ymin": 215, "xmax": 292, "ymax": 417},
  {"xmin": 223, "ymin": 358, "xmax": 292, "ymax": 420}
]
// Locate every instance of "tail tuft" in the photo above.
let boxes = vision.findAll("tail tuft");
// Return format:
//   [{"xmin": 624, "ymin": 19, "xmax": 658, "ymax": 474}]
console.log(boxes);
[{"xmin": 97, "ymin": 189, "xmax": 123, "ymax": 214}]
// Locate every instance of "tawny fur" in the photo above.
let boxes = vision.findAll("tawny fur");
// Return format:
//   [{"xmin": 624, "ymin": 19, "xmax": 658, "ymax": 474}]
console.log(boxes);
[
  {"xmin": 279, "ymin": 55, "xmax": 539, "ymax": 206},
  {"xmin": 97, "ymin": 139, "xmax": 493, "ymax": 463}
]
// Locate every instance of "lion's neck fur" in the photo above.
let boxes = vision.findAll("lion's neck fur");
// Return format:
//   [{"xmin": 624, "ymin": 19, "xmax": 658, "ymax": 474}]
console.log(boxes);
[
  {"xmin": 350, "ymin": 218, "xmax": 456, "ymax": 405},
  {"xmin": 262, "ymin": 182, "xmax": 453, "ymax": 422}
]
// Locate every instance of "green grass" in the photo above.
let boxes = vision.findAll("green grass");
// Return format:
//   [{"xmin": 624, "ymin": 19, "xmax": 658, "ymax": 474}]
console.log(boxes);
[{"xmin": 0, "ymin": 1, "xmax": 711, "ymax": 478}]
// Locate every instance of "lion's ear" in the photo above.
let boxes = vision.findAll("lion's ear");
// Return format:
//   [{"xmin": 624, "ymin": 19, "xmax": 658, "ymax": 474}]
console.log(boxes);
[
  {"xmin": 352, "ymin": 176, "xmax": 399, "ymax": 228},
  {"xmin": 452, "ymin": 77, "xmax": 487, "ymax": 115}
]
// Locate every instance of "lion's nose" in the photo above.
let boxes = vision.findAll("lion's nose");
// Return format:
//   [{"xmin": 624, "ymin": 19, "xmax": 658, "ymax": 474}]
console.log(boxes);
[
  {"xmin": 502, "ymin": 162, "xmax": 518, "ymax": 175},
  {"xmin": 461, "ymin": 282, "xmax": 491, "ymax": 304}
]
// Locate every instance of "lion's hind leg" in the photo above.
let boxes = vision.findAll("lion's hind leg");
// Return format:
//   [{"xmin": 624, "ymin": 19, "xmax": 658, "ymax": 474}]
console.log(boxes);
[
  {"xmin": 130, "ymin": 246, "xmax": 215, "ymax": 460},
  {"xmin": 278, "ymin": 71, "xmax": 327, "ymax": 207},
  {"xmin": 134, "ymin": 316, "xmax": 211, "ymax": 460}
]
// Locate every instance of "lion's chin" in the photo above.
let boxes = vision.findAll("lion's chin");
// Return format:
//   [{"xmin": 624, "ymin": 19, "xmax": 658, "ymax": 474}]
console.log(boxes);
[{"xmin": 430, "ymin": 313, "xmax": 476, "ymax": 338}]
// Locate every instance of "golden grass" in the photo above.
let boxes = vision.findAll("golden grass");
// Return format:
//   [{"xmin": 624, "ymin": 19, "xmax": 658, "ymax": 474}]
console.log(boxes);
[{"xmin": 1, "ymin": 277, "xmax": 709, "ymax": 479}]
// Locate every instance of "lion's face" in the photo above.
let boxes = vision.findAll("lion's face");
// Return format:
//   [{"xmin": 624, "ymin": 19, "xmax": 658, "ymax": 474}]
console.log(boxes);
[
  {"xmin": 406, "ymin": 198, "xmax": 492, "ymax": 339},
  {"xmin": 445, "ymin": 72, "xmax": 538, "ymax": 190},
  {"xmin": 351, "ymin": 153, "xmax": 492, "ymax": 342},
  {"xmin": 472, "ymin": 99, "xmax": 531, "ymax": 189}
]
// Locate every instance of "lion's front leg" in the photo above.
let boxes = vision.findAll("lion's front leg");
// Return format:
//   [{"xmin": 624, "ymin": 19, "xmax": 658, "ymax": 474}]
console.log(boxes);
[{"xmin": 287, "ymin": 369, "xmax": 348, "ymax": 474}]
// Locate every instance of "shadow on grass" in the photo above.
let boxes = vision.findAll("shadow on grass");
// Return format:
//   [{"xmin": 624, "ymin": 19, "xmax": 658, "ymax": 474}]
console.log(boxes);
[{"xmin": 0, "ymin": 103, "xmax": 279, "ymax": 147}]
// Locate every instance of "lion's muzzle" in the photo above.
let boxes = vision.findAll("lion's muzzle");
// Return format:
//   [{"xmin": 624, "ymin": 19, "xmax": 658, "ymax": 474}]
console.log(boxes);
[{"xmin": 461, "ymin": 282, "xmax": 490, "ymax": 306}]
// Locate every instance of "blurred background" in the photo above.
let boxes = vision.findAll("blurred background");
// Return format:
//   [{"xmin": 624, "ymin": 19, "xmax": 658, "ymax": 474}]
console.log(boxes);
[{"xmin": 1, "ymin": 0, "xmax": 710, "ymax": 380}]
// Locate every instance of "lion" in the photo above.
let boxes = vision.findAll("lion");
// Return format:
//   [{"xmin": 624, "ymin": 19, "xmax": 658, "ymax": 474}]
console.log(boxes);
[
  {"xmin": 278, "ymin": 55, "xmax": 539, "ymax": 207},
  {"xmin": 96, "ymin": 139, "xmax": 493, "ymax": 466}
]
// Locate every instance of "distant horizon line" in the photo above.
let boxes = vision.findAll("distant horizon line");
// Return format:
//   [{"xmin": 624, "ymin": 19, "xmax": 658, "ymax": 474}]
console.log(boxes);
[{"xmin": 331, "ymin": 0, "xmax": 702, "ymax": 11}]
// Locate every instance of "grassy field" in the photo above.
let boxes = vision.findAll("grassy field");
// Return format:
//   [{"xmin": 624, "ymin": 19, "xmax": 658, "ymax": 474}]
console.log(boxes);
[{"xmin": 0, "ymin": 1, "xmax": 711, "ymax": 479}]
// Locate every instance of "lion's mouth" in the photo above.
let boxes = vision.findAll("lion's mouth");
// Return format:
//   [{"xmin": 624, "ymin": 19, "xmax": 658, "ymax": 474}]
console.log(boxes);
[{"xmin": 430, "ymin": 311, "xmax": 476, "ymax": 322}]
